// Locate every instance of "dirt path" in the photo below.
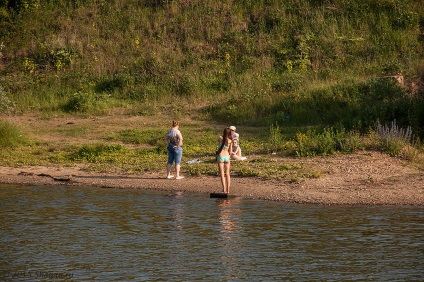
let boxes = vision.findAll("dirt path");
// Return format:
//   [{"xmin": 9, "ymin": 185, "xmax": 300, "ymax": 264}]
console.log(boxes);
[{"xmin": 1, "ymin": 151, "xmax": 423, "ymax": 205}]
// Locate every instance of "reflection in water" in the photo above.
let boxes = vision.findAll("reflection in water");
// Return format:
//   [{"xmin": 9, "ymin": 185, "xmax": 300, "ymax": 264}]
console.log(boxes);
[
  {"xmin": 0, "ymin": 184, "xmax": 423, "ymax": 281},
  {"xmin": 218, "ymin": 198, "xmax": 241, "ymax": 232},
  {"xmin": 171, "ymin": 191, "xmax": 185, "ymax": 231},
  {"xmin": 217, "ymin": 198, "xmax": 242, "ymax": 279}
]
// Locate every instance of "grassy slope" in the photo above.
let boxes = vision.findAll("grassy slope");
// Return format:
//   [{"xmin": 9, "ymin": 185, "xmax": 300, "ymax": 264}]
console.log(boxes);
[
  {"xmin": 0, "ymin": 0, "xmax": 423, "ymax": 177},
  {"xmin": 1, "ymin": 1, "xmax": 423, "ymax": 121}
]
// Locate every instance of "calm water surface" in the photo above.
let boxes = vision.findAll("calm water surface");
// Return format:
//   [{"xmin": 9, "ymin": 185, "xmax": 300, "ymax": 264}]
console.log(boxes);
[{"xmin": 1, "ymin": 184, "xmax": 423, "ymax": 281}]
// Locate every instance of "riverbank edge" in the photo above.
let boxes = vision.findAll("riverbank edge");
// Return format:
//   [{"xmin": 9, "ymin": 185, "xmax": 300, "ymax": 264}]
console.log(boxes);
[{"xmin": 1, "ymin": 160, "xmax": 423, "ymax": 206}]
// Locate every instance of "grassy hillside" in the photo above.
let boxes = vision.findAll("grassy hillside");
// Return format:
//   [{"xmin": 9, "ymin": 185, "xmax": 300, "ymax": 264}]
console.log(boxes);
[
  {"xmin": 0, "ymin": 0, "xmax": 423, "ymax": 135},
  {"xmin": 0, "ymin": 0, "xmax": 424, "ymax": 175}
]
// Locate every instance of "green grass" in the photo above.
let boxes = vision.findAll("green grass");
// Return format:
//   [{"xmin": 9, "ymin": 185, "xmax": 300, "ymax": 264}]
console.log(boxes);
[
  {"xmin": 0, "ymin": 0, "xmax": 423, "ymax": 178},
  {"xmin": 0, "ymin": 0, "xmax": 422, "ymax": 133},
  {"xmin": 1, "ymin": 113, "xmax": 423, "ymax": 183},
  {"xmin": 0, "ymin": 120, "xmax": 26, "ymax": 147}
]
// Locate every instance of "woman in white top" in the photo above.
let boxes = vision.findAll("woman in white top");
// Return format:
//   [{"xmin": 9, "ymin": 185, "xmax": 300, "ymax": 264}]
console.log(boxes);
[{"xmin": 230, "ymin": 139, "xmax": 242, "ymax": 160}]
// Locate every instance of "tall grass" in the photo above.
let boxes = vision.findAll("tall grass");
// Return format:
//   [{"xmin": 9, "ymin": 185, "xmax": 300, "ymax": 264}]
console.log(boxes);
[
  {"xmin": 0, "ymin": 0, "xmax": 423, "ymax": 133},
  {"xmin": 374, "ymin": 119, "xmax": 412, "ymax": 157},
  {"xmin": 0, "ymin": 86, "xmax": 15, "ymax": 114},
  {"xmin": 293, "ymin": 127, "xmax": 363, "ymax": 157},
  {"xmin": 0, "ymin": 120, "xmax": 25, "ymax": 147}
]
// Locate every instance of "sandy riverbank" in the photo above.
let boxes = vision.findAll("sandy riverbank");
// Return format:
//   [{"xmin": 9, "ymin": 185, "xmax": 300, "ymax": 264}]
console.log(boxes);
[{"xmin": 1, "ymin": 152, "xmax": 423, "ymax": 205}]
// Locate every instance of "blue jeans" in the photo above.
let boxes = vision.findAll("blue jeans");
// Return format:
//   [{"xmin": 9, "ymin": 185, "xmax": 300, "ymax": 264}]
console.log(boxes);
[{"xmin": 167, "ymin": 144, "xmax": 183, "ymax": 164}]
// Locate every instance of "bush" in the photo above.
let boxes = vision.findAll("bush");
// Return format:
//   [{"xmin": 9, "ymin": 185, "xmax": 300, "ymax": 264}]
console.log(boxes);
[
  {"xmin": 375, "ymin": 120, "xmax": 412, "ymax": 157},
  {"xmin": 0, "ymin": 120, "xmax": 25, "ymax": 147},
  {"xmin": 62, "ymin": 91, "xmax": 110, "ymax": 113},
  {"xmin": 358, "ymin": 79, "xmax": 412, "ymax": 129},
  {"xmin": 269, "ymin": 122, "xmax": 283, "ymax": 153},
  {"xmin": 295, "ymin": 127, "xmax": 364, "ymax": 157},
  {"xmin": 95, "ymin": 76, "xmax": 125, "ymax": 94},
  {"xmin": 0, "ymin": 86, "xmax": 15, "ymax": 113}
]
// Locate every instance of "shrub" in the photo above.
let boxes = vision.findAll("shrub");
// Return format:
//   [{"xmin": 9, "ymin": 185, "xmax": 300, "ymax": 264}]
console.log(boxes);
[
  {"xmin": 62, "ymin": 91, "xmax": 111, "ymax": 113},
  {"xmin": 295, "ymin": 126, "xmax": 364, "ymax": 157},
  {"xmin": 269, "ymin": 122, "xmax": 283, "ymax": 153},
  {"xmin": 0, "ymin": 120, "xmax": 25, "ymax": 147},
  {"xmin": 208, "ymin": 73, "xmax": 231, "ymax": 92},
  {"xmin": 0, "ymin": 86, "xmax": 15, "ymax": 113},
  {"xmin": 271, "ymin": 72, "xmax": 304, "ymax": 92},
  {"xmin": 337, "ymin": 130, "xmax": 363, "ymax": 153},
  {"xmin": 316, "ymin": 128, "xmax": 336, "ymax": 156},
  {"xmin": 402, "ymin": 136, "xmax": 422, "ymax": 161},
  {"xmin": 359, "ymin": 79, "xmax": 412, "ymax": 129},
  {"xmin": 375, "ymin": 120, "xmax": 412, "ymax": 157},
  {"xmin": 295, "ymin": 132, "xmax": 317, "ymax": 157},
  {"xmin": 95, "ymin": 76, "xmax": 125, "ymax": 93}
]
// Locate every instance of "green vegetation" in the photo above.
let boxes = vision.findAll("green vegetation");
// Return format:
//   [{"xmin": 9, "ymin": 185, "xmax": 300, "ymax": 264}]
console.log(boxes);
[
  {"xmin": 0, "ymin": 116, "xmax": 422, "ymax": 183},
  {"xmin": 67, "ymin": 143, "xmax": 126, "ymax": 162},
  {"xmin": 0, "ymin": 0, "xmax": 423, "ymax": 179},
  {"xmin": 0, "ymin": 120, "xmax": 26, "ymax": 147}
]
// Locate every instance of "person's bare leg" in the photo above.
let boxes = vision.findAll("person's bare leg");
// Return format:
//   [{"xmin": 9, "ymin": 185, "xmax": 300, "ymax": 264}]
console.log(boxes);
[
  {"xmin": 224, "ymin": 162, "xmax": 231, "ymax": 194},
  {"xmin": 175, "ymin": 164, "xmax": 181, "ymax": 178},
  {"xmin": 231, "ymin": 154, "xmax": 240, "ymax": 160},
  {"xmin": 218, "ymin": 162, "xmax": 226, "ymax": 193},
  {"xmin": 166, "ymin": 163, "xmax": 173, "ymax": 178}
]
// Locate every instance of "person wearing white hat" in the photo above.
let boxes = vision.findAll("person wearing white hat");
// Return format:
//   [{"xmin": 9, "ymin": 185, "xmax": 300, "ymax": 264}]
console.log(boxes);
[{"xmin": 229, "ymin": 126, "xmax": 239, "ymax": 141}]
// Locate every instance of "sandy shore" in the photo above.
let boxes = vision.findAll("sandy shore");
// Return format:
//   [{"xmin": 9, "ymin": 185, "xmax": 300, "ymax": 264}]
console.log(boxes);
[{"xmin": 1, "ymin": 152, "xmax": 423, "ymax": 205}]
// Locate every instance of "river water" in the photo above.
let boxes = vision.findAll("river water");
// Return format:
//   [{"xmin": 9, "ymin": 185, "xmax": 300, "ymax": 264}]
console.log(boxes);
[{"xmin": 1, "ymin": 184, "xmax": 423, "ymax": 281}]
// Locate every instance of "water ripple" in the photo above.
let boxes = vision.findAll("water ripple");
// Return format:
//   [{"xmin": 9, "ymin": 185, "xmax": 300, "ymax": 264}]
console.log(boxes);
[{"xmin": 1, "ymin": 184, "xmax": 423, "ymax": 281}]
